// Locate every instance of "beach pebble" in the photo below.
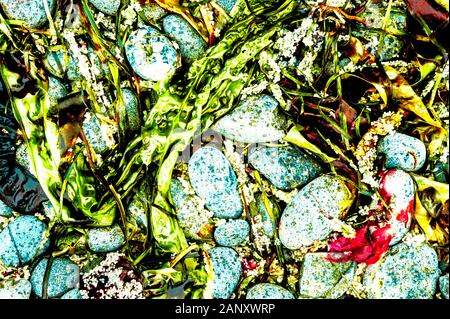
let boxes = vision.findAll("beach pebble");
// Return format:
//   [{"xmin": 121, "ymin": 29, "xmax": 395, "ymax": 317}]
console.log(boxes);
[
  {"xmin": 246, "ymin": 283, "xmax": 294, "ymax": 299},
  {"xmin": 82, "ymin": 113, "xmax": 113, "ymax": 154},
  {"xmin": 255, "ymin": 194, "xmax": 276, "ymax": 238},
  {"xmin": 0, "ymin": 0, "xmax": 56, "ymax": 29},
  {"xmin": 214, "ymin": 219, "xmax": 249, "ymax": 247},
  {"xmin": 378, "ymin": 132, "xmax": 426, "ymax": 172},
  {"xmin": 213, "ymin": 95, "xmax": 288, "ymax": 144},
  {"xmin": 363, "ymin": 241, "xmax": 440, "ymax": 299},
  {"xmin": 47, "ymin": 76, "xmax": 68, "ymax": 105},
  {"xmin": 127, "ymin": 189, "xmax": 149, "ymax": 231},
  {"xmin": 0, "ymin": 279, "xmax": 32, "ymax": 299},
  {"xmin": 0, "ymin": 227, "xmax": 20, "ymax": 267},
  {"xmin": 209, "ymin": 247, "xmax": 242, "ymax": 299},
  {"xmin": 31, "ymin": 257, "xmax": 80, "ymax": 298},
  {"xmin": 119, "ymin": 88, "xmax": 140, "ymax": 132},
  {"xmin": 249, "ymin": 145, "xmax": 322, "ymax": 190},
  {"xmin": 216, "ymin": 0, "xmax": 237, "ymax": 13},
  {"xmin": 44, "ymin": 49, "xmax": 81, "ymax": 80},
  {"xmin": 440, "ymin": 274, "xmax": 449, "ymax": 299},
  {"xmin": 87, "ymin": 224, "xmax": 125, "ymax": 253},
  {"xmin": 0, "ymin": 199, "xmax": 13, "ymax": 217},
  {"xmin": 188, "ymin": 147, "xmax": 242, "ymax": 219},
  {"xmin": 299, "ymin": 253, "xmax": 355, "ymax": 299},
  {"xmin": 60, "ymin": 288, "xmax": 83, "ymax": 299},
  {"xmin": 162, "ymin": 14, "xmax": 208, "ymax": 63},
  {"xmin": 89, "ymin": 0, "xmax": 120, "ymax": 16},
  {"xmin": 125, "ymin": 26, "xmax": 179, "ymax": 82},
  {"xmin": 279, "ymin": 175, "xmax": 353, "ymax": 249},
  {"xmin": 141, "ymin": 3, "xmax": 166, "ymax": 24}
]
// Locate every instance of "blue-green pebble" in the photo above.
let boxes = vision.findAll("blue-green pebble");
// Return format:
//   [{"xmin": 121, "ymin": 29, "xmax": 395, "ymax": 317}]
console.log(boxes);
[
  {"xmin": 119, "ymin": 88, "xmax": 140, "ymax": 132},
  {"xmin": 0, "ymin": 227, "xmax": 20, "ymax": 267},
  {"xmin": 0, "ymin": 199, "xmax": 13, "ymax": 217},
  {"xmin": 45, "ymin": 49, "xmax": 80, "ymax": 80},
  {"xmin": 246, "ymin": 283, "xmax": 294, "ymax": 299},
  {"xmin": 0, "ymin": 279, "xmax": 32, "ymax": 299},
  {"xmin": 60, "ymin": 288, "xmax": 83, "ymax": 299},
  {"xmin": 47, "ymin": 76, "xmax": 68, "ymax": 104},
  {"xmin": 89, "ymin": 0, "xmax": 120, "ymax": 16},
  {"xmin": 86, "ymin": 224, "xmax": 125, "ymax": 253},
  {"xmin": 31, "ymin": 257, "xmax": 80, "ymax": 298},
  {"xmin": 440, "ymin": 274, "xmax": 449, "ymax": 299},
  {"xmin": 188, "ymin": 147, "xmax": 242, "ymax": 219},
  {"xmin": 216, "ymin": 0, "xmax": 237, "ymax": 13},
  {"xmin": 82, "ymin": 114, "xmax": 108, "ymax": 154},
  {"xmin": 0, "ymin": 0, "xmax": 56, "ymax": 29},
  {"xmin": 249, "ymin": 145, "xmax": 322, "ymax": 190},
  {"xmin": 209, "ymin": 247, "xmax": 242, "ymax": 299},
  {"xmin": 214, "ymin": 219, "xmax": 249, "ymax": 247}
]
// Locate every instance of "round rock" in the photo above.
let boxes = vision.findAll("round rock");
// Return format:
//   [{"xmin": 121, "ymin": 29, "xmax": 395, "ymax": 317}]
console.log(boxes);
[
  {"xmin": 214, "ymin": 219, "xmax": 249, "ymax": 247},
  {"xmin": 119, "ymin": 88, "xmax": 140, "ymax": 132},
  {"xmin": 440, "ymin": 274, "xmax": 449, "ymax": 299},
  {"xmin": 246, "ymin": 283, "xmax": 294, "ymax": 299},
  {"xmin": 87, "ymin": 224, "xmax": 125, "ymax": 253},
  {"xmin": 378, "ymin": 132, "xmax": 427, "ymax": 172},
  {"xmin": 0, "ymin": 0, "xmax": 56, "ymax": 29},
  {"xmin": 249, "ymin": 144, "xmax": 322, "ymax": 190},
  {"xmin": 188, "ymin": 147, "xmax": 242, "ymax": 219},
  {"xmin": 60, "ymin": 288, "xmax": 83, "ymax": 299},
  {"xmin": 0, "ymin": 199, "xmax": 13, "ymax": 217},
  {"xmin": 162, "ymin": 14, "xmax": 208, "ymax": 63},
  {"xmin": 209, "ymin": 247, "xmax": 242, "ymax": 299},
  {"xmin": 363, "ymin": 241, "xmax": 441, "ymax": 299},
  {"xmin": 31, "ymin": 257, "xmax": 80, "ymax": 298},
  {"xmin": 213, "ymin": 95, "xmax": 289, "ymax": 144},
  {"xmin": 47, "ymin": 76, "xmax": 68, "ymax": 105},
  {"xmin": 0, "ymin": 228, "xmax": 20, "ymax": 266},
  {"xmin": 216, "ymin": 0, "xmax": 237, "ymax": 13},
  {"xmin": 279, "ymin": 175, "xmax": 353, "ymax": 249},
  {"xmin": 44, "ymin": 49, "xmax": 80, "ymax": 80},
  {"xmin": 89, "ymin": 0, "xmax": 120, "ymax": 16},
  {"xmin": 0, "ymin": 279, "xmax": 32, "ymax": 299},
  {"xmin": 125, "ymin": 26, "xmax": 179, "ymax": 82}
]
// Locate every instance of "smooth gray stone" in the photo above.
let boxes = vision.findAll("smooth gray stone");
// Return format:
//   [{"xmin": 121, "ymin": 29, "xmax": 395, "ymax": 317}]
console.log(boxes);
[
  {"xmin": 440, "ymin": 274, "xmax": 449, "ymax": 299},
  {"xmin": 0, "ymin": 0, "xmax": 56, "ymax": 29},
  {"xmin": 125, "ymin": 26, "xmax": 179, "ymax": 82},
  {"xmin": 213, "ymin": 95, "xmax": 288, "ymax": 144},
  {"xmin": 249, "ymin": 145, "xmax": 322, "ymax": 190},
  {"xmin": 8, "ymin": 215, "xmax": 50, "ymax": 264},
  {"xmin": 378, "ymin": 132, "xmax": 427, "ymax": 172},
  {"xmin": 209, "ymin": 247, "xmax": 242, "ymax": 299},
  {"xmin": 162, "ymin": 14, "xmax": 208, "ymax": 63},
  {"xmin": 279, "ymin": 175, "xmax": 352, "ymax": 249},
  {"xmin": 299, "ymin": 253, "xmax": 355, "ymax": 299},
  {"xmin": 89, "ymin": 0, "xmax": 120, "ymax": 16},
  {"xmin": 363, "ymin": 242, "xmax": 441, "ymax": 299},
  {"xmin": 0, "ymin": 227, "xmax": 20, "ymax": 267},
  {"xmin": 246, "ymin": 283, "xmax": 294, "ymax": 299},
  {"xmin": 214, "ymin": 219, "xmax": 249, "ymax": 247},
  {"xmin": 0, "ymin": 199, "xmax": 13, "ymax": 217},
  {"xmin": 30, "ymin": 257, "xmax": 80, "ymax": 298},
  {"xmin": 86, "ymin": 224, "xmax": 125, "ymax": 253},
  {"xmin": 0, "ymin": 279, "xmax": 32, "ymax": 299},
  {"xmin": 60, "ymin": 288, "xmax": 83, "ymax": 299},
  {"xmin": 188, "ymin": 147, "xmax": 242, "ymax": 219}
]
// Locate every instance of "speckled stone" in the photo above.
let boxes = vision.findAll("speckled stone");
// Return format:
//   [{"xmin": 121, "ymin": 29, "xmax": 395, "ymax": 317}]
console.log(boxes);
[
  {"xmin": 119, "ymin": 88, "xmax": 140, "ymax": 132},
  {"xmin": 209, "ymin": 247, "xmax": 242, "ymax": 299},
  {"xmin": 249, "ymin": 145, "xmax": 322, "ymax": 190},
  {"xmin": 0, "ymin": 199, "xmax": 12, "ymax": 217},
  {"xmin": 0, "ymin": 227, "xmax": 20, "ymax": 267},
  {"xmin": 299, "ymin": 253, "xmax": 355, "ymax": 299},
  {"xmin": 255, "ymin": 194, "xmax": 276, "ymax": 238},
  {"xmin": 89, "ymin": 0, "xmax": 120, "ymax": 16},
  {"xmin": 0, "ymin": 0, "xmax": 56, "ymax": 29},
  {"xmin": 216, "ymin": 0, "xmax": 237, "ymax": 13},
  {"xmin": 82, "ymin": 114, "xmax": 108, "ymax": 154},
  {"xmin": 141, "ymin": 3, "xmax": 166, "ymax": 24},
  {"xmin": 214, "ymin": 219, "xmax": 249, "ymax": 247},
  {"xmin": 0, "ymin": 279, "xmax": 32, "ymax": 299},
  {"xmin": 127, "ymin": 189, "xmax": 148, "ymax": 230},
  {"xmin": 440, "ymin": 274, "xmax": 449, "ymax": 299},
  {"xmin": 125, "ymin": 26, "xmax": 179, "ymax": 82},
  {"xmin": 246, "ymin": 283, "xmax": 294, "ymax": 299},
  {"xmin": 15, "ymin": 143, "xmax": 35, "ymax": 177},
  {"xmin": 363, "ymin": 241, "xmax": 440, "ymax": 299},
  {"xmin": 279, "ymin": 175, "xmax": 353, "ymax": 249},
  {"xmin": 378, "ymin": 132, "xmax": 426, "ymax": 172},
  {"xmin": 47, "ymin": 76, "xmax": 68, "ymax": 105},
  {"xmin": 60, "ymin": 288, "xmax": 83, "ymax": 299},
  {"xmin": 44, "ymin": 49, "xmax": 80, "ymax": 80},
  {"xmin": 31, "ymin": 257, "xmax": 80, "ymax": 298},
  {"xmin": 87, "ymin": 224, "xmax": 125, "ymax": 253},
  {"xmin": 162, "ymin": 14, "xmax": 208, "ymax": 63},
  {"xmin": 213, "ymin": 95, "xmax": 289, "ymax": 144},
  {"xmin": 8, "ymin": 216, "xmax": 50, "ymax": 264},
  {"xmin": 188, "ymin": 147, "xmax": 242, "ymax": 219}
]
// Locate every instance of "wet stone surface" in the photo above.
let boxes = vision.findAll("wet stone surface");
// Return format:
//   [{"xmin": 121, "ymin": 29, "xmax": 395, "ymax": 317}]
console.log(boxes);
[
  {"xmin": 378, "ymin": 132, "xmax": 427, "ymax": 172},
  {"xmin": 0, "ymin": 0, "xmax": 56, "ymax": 29},
  {"xmin": 0, "ymin": 279, "xmax": 32, "ymax": 299},
  {"xmin": 31, "ymin": 257, "xmax": 80, "ymax": 298},
  {"xmin": 248, "ymin": 144, "xmax": 322, "ymax": 190},
  {"xmin": 299, "ymin": 253, "xmax": 355, "ymax": 299},
  {"xmin": 209, "ymin": 247, "xmax": 242, "ymax": 299},
  {"xmin": 279, "ymin": 175, "xmax": 352, "ymax": 249},
  {"xmin": 87, "ymin": 224, "xmax": 125, "ymax": 253},
  {"xmin": 89, "ymin": 0, "xmax": 121, "ymax": 16},
  {"xmin": 188, "ymin": 147, "xmax": 242, "ymax": 219},
  {"xmin": 440, "ymin": 274, "xmax": 449, "ymax": 299},
  {"xmin": 213, "ymin": 95, "xmax": 288, "ymax": 144},
  {"xmin": 246, "ymin": 283, "xmax": 295, "ymax": 299},
  {"xmin": 214, "ymin": 219, "xmax": 250, "ymax": 247},
  {"xmin": 363, "ymin": 241, "xmax": 441, "ymax": 299}
]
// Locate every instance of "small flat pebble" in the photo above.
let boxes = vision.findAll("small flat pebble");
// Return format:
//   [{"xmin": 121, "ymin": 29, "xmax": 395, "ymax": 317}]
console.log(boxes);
[
  {"xmin": 440, "ymin": 274, "xmax": 449, "ymax": 299},
  {"xmin": 0, "ymin": 227, "xmax": 21, "ymax": 267},
  {"xmin": 299, "ymin": 253, "xmax": 355, "ymax": 299},
  {"xmin": 141, "ymin": 3, "xmax": 166, "ymax": 24},
  {"xmin": 89, "ymin": 0, "xmax": 120, "ymax": 16},
  {"xmin": 119, "ymin": 88, "xmax": 140, "ymax": 132},
  {"xmin": 213, "ymin": 95, "xmax": 288, "ymax": 144},
  {"xmin": 0, "ymin": 279, "xmax": 32, "ymax": 299},
  {"xmin": 0, "ymin": 0, "xmax": 56, "ymax": 29},
  {"xmin": 188, "ymin": 147, "xmax": 242, "ymax": 219},
  {"xmin": 82, "ymin": 113, "xmax": 110, "ymax": 154},
  {"xmin": 60, "ymin": 288, "xmax": 83, "ymax": 299},
  {"xmin": 378, "ymin": 132, "xmax": 427, "ymax": 172},
  {"xmin": 216, "ymin": 0, "xmax": 237, "ymax": 13},
  {"xmin": 47, "ymin": 76, "xmax": 68, "ymax": 105},
  {"xmin": 0, "ymin": 199, "xmax": 13, "ymax": 217},
  {"xmin": 249, "ymin": 145, "xmax": 322, "ymax": 190},
  {"xmin": 44, "ymin": 49, "xmax": 80, "ymax": 80},
  {"xmin": 209, "ymin": 247, "xmax": 242, "ymax": 299},
  {"xmin": 162, "ymin": 14, "xmax": 208, "ymax": 63},
  {"xmin": 214, "ymin": 219, "xmax": 249, "ymax": 247},
  {"xmin": 31, "ymin": 257, "xmax": 80, "ymax": 298},
  {"xmin": 363, "ymin": 241, "xmax": 440, "ymax": 299},
  {"xmin": 246, "ymin": 283, "xmax": 294, "ymax": 299},
  {"xmin": 279, "ymin": 175, "xmax": 353, "ymax": 249},
  {"xmin": 87, "ymin": 224, "xmax": 125, "ymax": 253}
]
